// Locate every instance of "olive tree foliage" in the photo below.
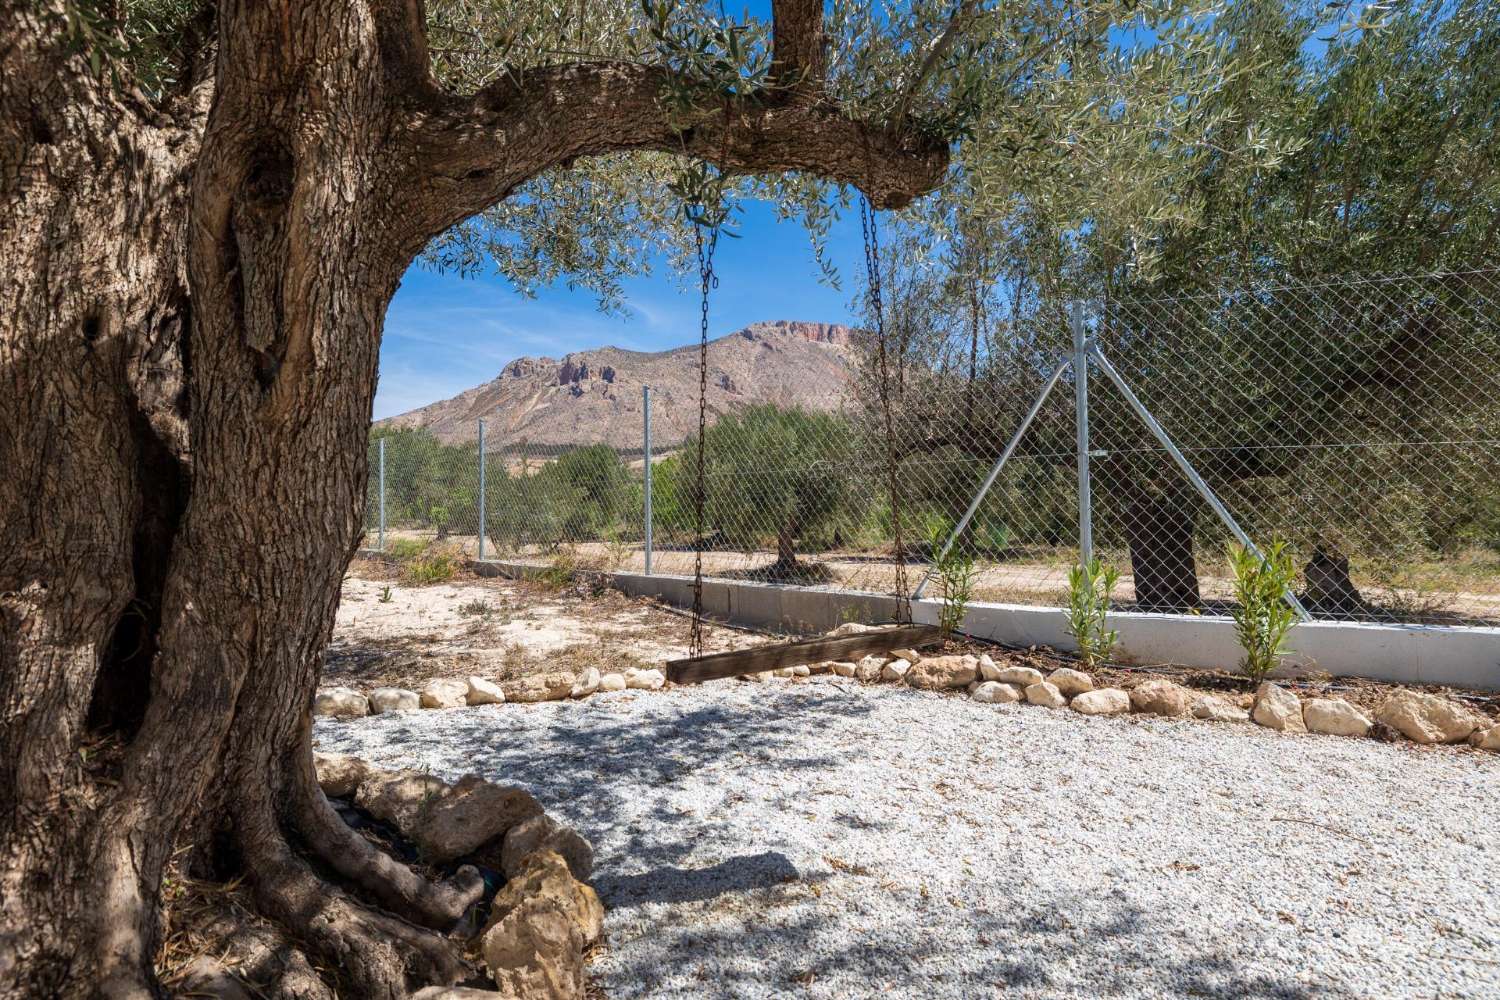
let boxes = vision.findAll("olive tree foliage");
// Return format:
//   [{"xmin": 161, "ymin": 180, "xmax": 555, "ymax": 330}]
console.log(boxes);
[{"xmin": 857, "ymin": 0, "xmax": 1500, "ymax": 611}]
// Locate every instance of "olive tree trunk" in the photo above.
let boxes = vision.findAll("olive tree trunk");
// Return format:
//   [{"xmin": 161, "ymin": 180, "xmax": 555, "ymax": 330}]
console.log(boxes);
[{"xmin": 0, "ymin": 1, "xmax": 947, "ymax": 996}]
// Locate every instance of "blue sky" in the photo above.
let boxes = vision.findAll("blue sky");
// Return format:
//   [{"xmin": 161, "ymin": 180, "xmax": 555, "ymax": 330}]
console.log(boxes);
[{"xmin": 374, "ymin": 200, "xmax": 871, "ymax": 419}]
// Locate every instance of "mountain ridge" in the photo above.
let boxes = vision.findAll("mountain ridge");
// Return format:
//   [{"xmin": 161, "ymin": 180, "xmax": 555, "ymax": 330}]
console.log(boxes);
[{"xmin": 376, "ymin": 320, "xmax": 861, "ymax": 452}]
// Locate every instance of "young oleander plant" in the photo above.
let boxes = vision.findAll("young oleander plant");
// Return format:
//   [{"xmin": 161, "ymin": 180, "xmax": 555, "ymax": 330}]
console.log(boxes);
[
  {"xmin": 1228, "ymin": 541, "xmax": 1299, "ymax": 681},
  {"xmin": 1066, "ymin": 558, "xmax": 1120, "ymax": 668}
]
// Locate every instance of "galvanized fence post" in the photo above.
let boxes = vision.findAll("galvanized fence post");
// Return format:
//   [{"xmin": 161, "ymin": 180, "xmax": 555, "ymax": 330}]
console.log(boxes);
[
  {"xmin": 477, "ymin": 418, "xmax": 486, "ymax": 561},
  {"xmin": 377, "ymin": 437, "xmax": 386, "ymax": 552},
  {"xmin": 1072, "ymin": 301, "xmax": 1093, "ymax": 568},
  {"xmin": 642, "ymin": 386, "xmax": 653, "ymax": 576}
]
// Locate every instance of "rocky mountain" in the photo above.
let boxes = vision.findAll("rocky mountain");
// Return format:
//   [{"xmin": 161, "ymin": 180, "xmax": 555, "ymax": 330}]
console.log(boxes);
[{"xmin": 376, "ymin": 320, "xmax": 861, "ymax": 452}]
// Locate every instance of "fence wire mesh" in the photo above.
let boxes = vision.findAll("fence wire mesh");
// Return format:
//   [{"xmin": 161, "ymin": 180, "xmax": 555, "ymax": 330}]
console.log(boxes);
[{"xmin": 363, "ymin": 268, "xmax": 1500, "ymax": 628}]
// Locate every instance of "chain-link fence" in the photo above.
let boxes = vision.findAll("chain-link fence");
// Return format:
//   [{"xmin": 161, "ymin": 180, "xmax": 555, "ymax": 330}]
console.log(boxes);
[{"xmin": 363, "ymin": 268, "xmax": 1500, "ymax": 628}]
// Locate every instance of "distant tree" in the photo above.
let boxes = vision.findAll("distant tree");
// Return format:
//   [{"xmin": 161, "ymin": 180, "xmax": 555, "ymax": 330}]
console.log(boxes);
[{"xmin": 696, "ymin": 405, "xmax": 855, "ymax": 571}]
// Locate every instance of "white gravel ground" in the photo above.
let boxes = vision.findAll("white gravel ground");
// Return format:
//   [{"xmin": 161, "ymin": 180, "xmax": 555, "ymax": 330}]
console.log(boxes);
[{"xmin": 315, "ymin": 678, "xmax": 1499, "ymax": 1000}]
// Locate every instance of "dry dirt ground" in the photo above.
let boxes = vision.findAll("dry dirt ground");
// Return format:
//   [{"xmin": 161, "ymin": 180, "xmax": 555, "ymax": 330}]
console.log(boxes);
[{"xmin": 327, "ymin": 559, "xmax": 766, "ymax": 691}]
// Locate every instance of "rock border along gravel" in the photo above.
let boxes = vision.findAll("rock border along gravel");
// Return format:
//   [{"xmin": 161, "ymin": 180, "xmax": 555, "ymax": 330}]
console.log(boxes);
[
  {"xmin": 315, "ymin": 630, "xmax": 1500, "ymax": 757},
  {"xmin": 316, "ymin": 675, "xmax": 1500, "ymax": 1000}
]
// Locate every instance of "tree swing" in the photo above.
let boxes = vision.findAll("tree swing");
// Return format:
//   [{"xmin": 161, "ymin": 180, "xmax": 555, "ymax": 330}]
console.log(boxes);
[{"xmin": 666, "ymin": 194, "xmax": 939, "ymax": 685}]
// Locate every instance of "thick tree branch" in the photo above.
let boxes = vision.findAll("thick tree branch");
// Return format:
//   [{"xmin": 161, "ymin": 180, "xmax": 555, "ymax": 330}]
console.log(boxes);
[
  {"xmin": 771, "ymin": 0, "xmax": 825, "ymax": 96},
  {"xmin": 396, "ymin": 61, "xmax": 948, "ymax": 246}
]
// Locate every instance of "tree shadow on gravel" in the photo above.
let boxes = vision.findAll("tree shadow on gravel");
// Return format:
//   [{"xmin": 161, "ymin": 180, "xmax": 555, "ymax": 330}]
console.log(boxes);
[{"xmin": 596, "ymin": 886, "xmax": 1328, "ymax": 1000}]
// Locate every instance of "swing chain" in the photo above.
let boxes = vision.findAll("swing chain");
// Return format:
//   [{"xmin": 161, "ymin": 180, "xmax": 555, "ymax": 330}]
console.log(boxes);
[
  {"xmin": 690, "ymin": 221, "xmax": 719, "ymax": 659},
  {"xmin": 859, "ymin": 196, "xmax": 911, "ymax": 624}
]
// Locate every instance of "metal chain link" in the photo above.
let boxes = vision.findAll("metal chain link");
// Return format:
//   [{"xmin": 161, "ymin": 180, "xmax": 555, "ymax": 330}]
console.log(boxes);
[
  {"xmin": 860, "ymin": 195, "xmax": 911, "ymax": 624},
  {"xmin": 690, "ymin": 221, "xmax": 720, "ymax": 657}
]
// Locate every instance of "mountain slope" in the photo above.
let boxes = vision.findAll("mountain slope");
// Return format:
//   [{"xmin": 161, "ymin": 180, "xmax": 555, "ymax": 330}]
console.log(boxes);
[{"xmin": 377, "ymin": 320, "xmax": 860, "ymax": 451}]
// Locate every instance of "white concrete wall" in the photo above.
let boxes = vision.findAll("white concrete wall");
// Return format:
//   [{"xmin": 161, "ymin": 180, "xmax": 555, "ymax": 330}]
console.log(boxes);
[{"xmin": 473, "ymin": 562, "xmax": 1500, "ymax": 691}]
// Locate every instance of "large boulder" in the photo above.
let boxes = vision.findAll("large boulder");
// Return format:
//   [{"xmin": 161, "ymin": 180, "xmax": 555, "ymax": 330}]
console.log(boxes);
[
  {"xmin": 1129, "ymin": 679, "xmax": 1192, "ymax": 717},
  {"xmin": 906, "ymin": 655, "xmax": 979, "ymax": 690},
  {"xmin": 411, "ymin": 775, "xmax": 544, "ymax": 864},
  {"xmin": 880, "ymin": 659, "xmax": 912, "ymax": 683},
  {"xmin": 569, "ymin": 667, "xmax": 601, "ymax": 699},
  {"xmin": 623, "ymin": 668, "xmax": 665, "ymax": 691},
  {"xmin": 853, "ymin": 655, "xmax": 886, "ymax": 683},
  {"xmin": 598, "ymin": 672, "xmax": 627, "ymax": 692},
  {"xmin": 369, "ymin": 687, "xmax": 421, "ymax": 713},
  {"xmin": 496, "ymin": 813, "xmax": 594, "ymax": 882},
  {"xmin": 1071, "ymin": 688, "xmax": 1130, "ymax": 716},
  {"xmin": 355, "ymin": 770, "xmax": 449, "ymax": 832},
  {"xmin": 420, "ymin": 678, "xmax": 468, "ymax": 709},
  {"xmin": 1252, "ymin": 682, "xmax": 1306, "ymax": 733},
  {"xmin": 481, "ymin": 850, "xmax": 603, "ymax": 1000},
  {"xmin": 1303, "ymin": 698, "xmax": 1372, "ymax": 738},
  {"xmin": 313, "ymin": 687, "xmax": 369, "ymax": 719},
  {"xmin": 503, "ymin": 671, "xmax": 576, "ymax": 703},
  {"xmin": 1375, "ymin": 690, "xmax": 1486, "ymax": 744},
  {"xmin": 1471, "ymin": 724, "xmax": 1500, "ymax": 751},
  {"xmin": 1048, "ymin": 668, "xmax": 1094, "ymax": 697},
  {"xmin": 1025, "ymin": 681, "xmax": 1067, "ymax": 708},
  {"xmin": 970, "ymin": 681, "xmax": 1022, "ymax": 704},
  {"xmin": 1191, "ymin": 695, "xmax": 1249, "ymax": 723},
  {"xmin": 313, "ymin": 752, "xmax": 371, "ymax": 798},
  {"xmin": 993, "ymin": 664, "xmax": 1045, "ymax": 688},
  {"xmin": 830, "ymin": 622, "xmax": 880, "ymax": 636},
  {"xmin": 466, "ymin": 676, "xmax": 506, "ymax": 706}
]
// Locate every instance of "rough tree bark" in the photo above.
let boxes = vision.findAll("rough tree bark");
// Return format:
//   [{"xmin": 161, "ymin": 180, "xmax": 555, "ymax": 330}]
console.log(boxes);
[
  {"xmin": 1123, "ymin": 485, "xmax": 1202, "ymax": 613},
  {"xmin": 0, "ymin": 2, "xmax": 949, "ymax": 997}
]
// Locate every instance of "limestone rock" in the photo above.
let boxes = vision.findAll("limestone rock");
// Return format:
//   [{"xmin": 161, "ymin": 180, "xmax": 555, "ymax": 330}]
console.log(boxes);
[
  {"xmin": 830, "ymin": 622, "xmax": 879, "ymax": 636},
  {"xmin": 1470, "ymin": 724, "xmax": 1500, "ymax": 751},
  {"xmin": 830, "ymin": 661, "xmax": 858, "ymax": 678},
  {"xmin": 1191, "ymin": 696, "xmax": 1249, "ymax": 723},
  {"xmin": 1025, "ymin": 681, "xmax": 1067, "ymax": 708},
  {"xmin": 466, "ymin": 676, "xmax": 506, "ymax": 706},
  {"xmin": 790, "ymin": 664, "xmax": 812, "ymax": 678},
  {"xmin": 771, "ymin": 667, "xmax": 796, "ymax": 678},
  {"xmin": 906, "ymin": 654, "xmax": 979, "ymax": 690},
  {"xmin": 1071, "ymin": 688, "xmax": 1130, "ymax": 716},
  {"xmin": 806, "ymin": 661, "xmax": 834, "ymax": 675},
  {"xmin": 412, "ymin": 989, "xmax": 515, "ymax": 999},
  {"xmin": 880, "ymin": 658, "xmax": 912, "ymax": 683},
  {"xmin": 413, "ymin": 775, "xmax": 544, "ymax": 864},
  {"xmin": 1048, "ymin": 668, "xmax": 1094, "ymax": 697},
  {"xmin": 598, "ymin": 672, "xmax": 627, "ymax": 692},
  {"xmin": 978, "ymin": 654, "xmax": 1002, "ymax": 681},
  {"xmin": 504, "ymin": 671, "xmax": 576, "ymax": 703},
  {"xmin": 369, "ymin": 687, "xmax": 421, "ymax": 713},
  {"xmin": 854, "ymin": 655, "xmax": 886, "ymax": 683},
  {"xmin": 313, "ymin": 686, "xmax": 369, "ymax": 718},
  {"xmin": 624, "ymin": 668, "xmax": 665, "ymax": 691},
  {"xmin": 497, "ymin": 814, "xmax": 594, "ymax": 882},
  {"xmin": 1252, "ymin": 682, "xmax": 1307, "ymax": 733},
  {"xmin": 1375, "ymin": 690, "xmax": 1485, "ymax": 744},
  {"xmin": 971, "ymin": 681, "xmax": 1022, "ymax": 704},
  {"xmin": 420, "ymin": 678, "xmax": 468, "ymax": 709},
  {"xmin": 1129, "ymin": 679, "xmax": 1192, "ymax": 717},
  {"xmin": 1303, "ymin": 698, "xmax": 1372, "ymax": 738},
  {"xmin": 891, "ymin": 648, "xmax": 922, "ymax": 664},
  {"xmin": 569, "ymin": 667, "xmax": 600, "ymax": 699},
  {"xmin": 313, "ymin": 752, "xmax": 371, "ymax": 798},
  {"xmin": 355, "ymin": 770, "xmax": 449, "ymax": 832},
  {"xmin": 481, "ymin": 850, "xmax": 603, "ymax": 1000},
  {"xmin": 994, "ymin": 664, "xmax": 1045, "ymax": 688}
]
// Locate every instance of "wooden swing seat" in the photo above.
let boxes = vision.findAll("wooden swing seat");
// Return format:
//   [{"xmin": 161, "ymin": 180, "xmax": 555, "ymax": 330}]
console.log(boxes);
[{"xmin": 666, "ymin": 623, "xmax": 940, "ymax": 684}]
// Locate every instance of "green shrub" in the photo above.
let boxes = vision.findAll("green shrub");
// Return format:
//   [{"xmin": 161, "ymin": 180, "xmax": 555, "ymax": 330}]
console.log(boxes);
[
  {"xmin": 387, "ymin": 537, "xmax": 425, "ymax": 560},
  {"xmin": 925, "ymin": 517, "xmax": 976, "ymax": 637},
  {"xmin": 1065, "ymin": 558, "xmax": 1119, "ymax": 668},
  {"xmin": 1227, "ymin": 541, "xmax": 1298, "ymax": 681},
  {"xmin": 401, "ymin": 546, "xmax": 459, "ymax": 585}
]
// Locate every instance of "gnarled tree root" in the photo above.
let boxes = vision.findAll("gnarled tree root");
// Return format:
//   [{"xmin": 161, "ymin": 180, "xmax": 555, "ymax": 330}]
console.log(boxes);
[{"xmin": 290, "ymin": 745, "xmax": 485, "ymax": 931}]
